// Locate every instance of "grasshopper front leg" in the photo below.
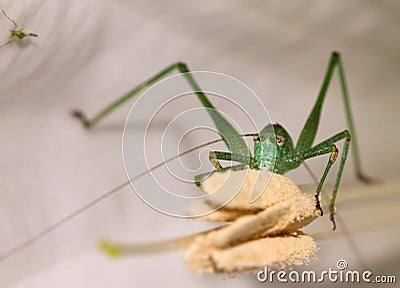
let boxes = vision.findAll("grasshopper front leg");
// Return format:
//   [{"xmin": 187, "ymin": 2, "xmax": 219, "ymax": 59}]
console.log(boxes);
[
  {"xmin": 293, "ymin": 130, "xmax": 350, "ymax": 229},
  {"xmin": 208, "ymin": 151, "xmax": 253, "ymax": 171},
  {"xmin": 295, "ymin": 51, "xmax": 371, "ymax": 229}
]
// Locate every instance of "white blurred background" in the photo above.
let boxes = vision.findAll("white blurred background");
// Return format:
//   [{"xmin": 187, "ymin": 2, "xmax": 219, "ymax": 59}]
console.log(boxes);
[{"xmin": 0, "ymin": 0, "xmax": 399, "ymax": 287}]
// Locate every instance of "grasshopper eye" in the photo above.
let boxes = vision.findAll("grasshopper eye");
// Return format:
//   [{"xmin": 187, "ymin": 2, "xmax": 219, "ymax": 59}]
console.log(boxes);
[{"xmin": 277, "ymin": 136, "xmax": 285, "ymax": 147}]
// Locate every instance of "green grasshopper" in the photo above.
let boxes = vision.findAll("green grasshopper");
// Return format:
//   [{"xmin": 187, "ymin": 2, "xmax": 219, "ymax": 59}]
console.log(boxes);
[
  {"xmin": 0, "ymin": 52, "xmax": 372, "ymax": 266},
  {"xmin": 0, "ymin": 9, "xmax": 38, "ymax": 48},
  {"xmin": 73, "ymin": 51, "xmax": 371, "ymax": 230}
]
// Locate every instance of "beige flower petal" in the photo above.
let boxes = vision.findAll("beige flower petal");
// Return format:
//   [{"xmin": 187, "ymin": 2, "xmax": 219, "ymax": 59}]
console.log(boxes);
[
  {"xmin": 185, "ymin": 233, "xmax": 316, "ymax": 274},
  {"xmin": 198, "ymin": 169, "xmax": 313, "ymax": 212}
]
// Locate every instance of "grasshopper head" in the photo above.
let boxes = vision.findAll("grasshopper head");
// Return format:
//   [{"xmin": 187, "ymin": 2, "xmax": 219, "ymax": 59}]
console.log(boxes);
[{"xmin": 255, "ymin": 123, "xmax": 295, "ymax": 173}]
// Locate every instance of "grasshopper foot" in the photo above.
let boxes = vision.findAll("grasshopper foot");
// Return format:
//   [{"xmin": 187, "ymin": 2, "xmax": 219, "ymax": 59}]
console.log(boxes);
[
  {"xmin": 357, "ymin": 172, "xmax": 378, "ymax": 185},
  {"xmin": 315, "ymin": 194, "xmax": 323, "ymax": 216},
  {"xmin": 329, "ymin": 205, "xmax": 337, "ymax": 230},
  {"xmin": 71, "ymin": 110, "xmax": 91, "ymax": 128}
]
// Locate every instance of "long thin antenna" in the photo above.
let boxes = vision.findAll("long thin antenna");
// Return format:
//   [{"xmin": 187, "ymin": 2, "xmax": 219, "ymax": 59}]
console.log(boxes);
[
  {"xmin": 0, "ymin": 134, "xmax": 257, "ymax": 262},
  {"xmin": 2, "ymin": 9, "xmax": 17, "ymax": 28}
]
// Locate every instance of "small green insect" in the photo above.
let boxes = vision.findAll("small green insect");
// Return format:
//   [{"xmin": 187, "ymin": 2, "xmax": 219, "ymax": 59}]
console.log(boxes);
[
  {"xmin": 0, "ymin": 9, "xmax": 38, "ymax": 48},
  {"xmin": 73, "ymin": 51, "xmax": 372, "ymax": 230}
]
